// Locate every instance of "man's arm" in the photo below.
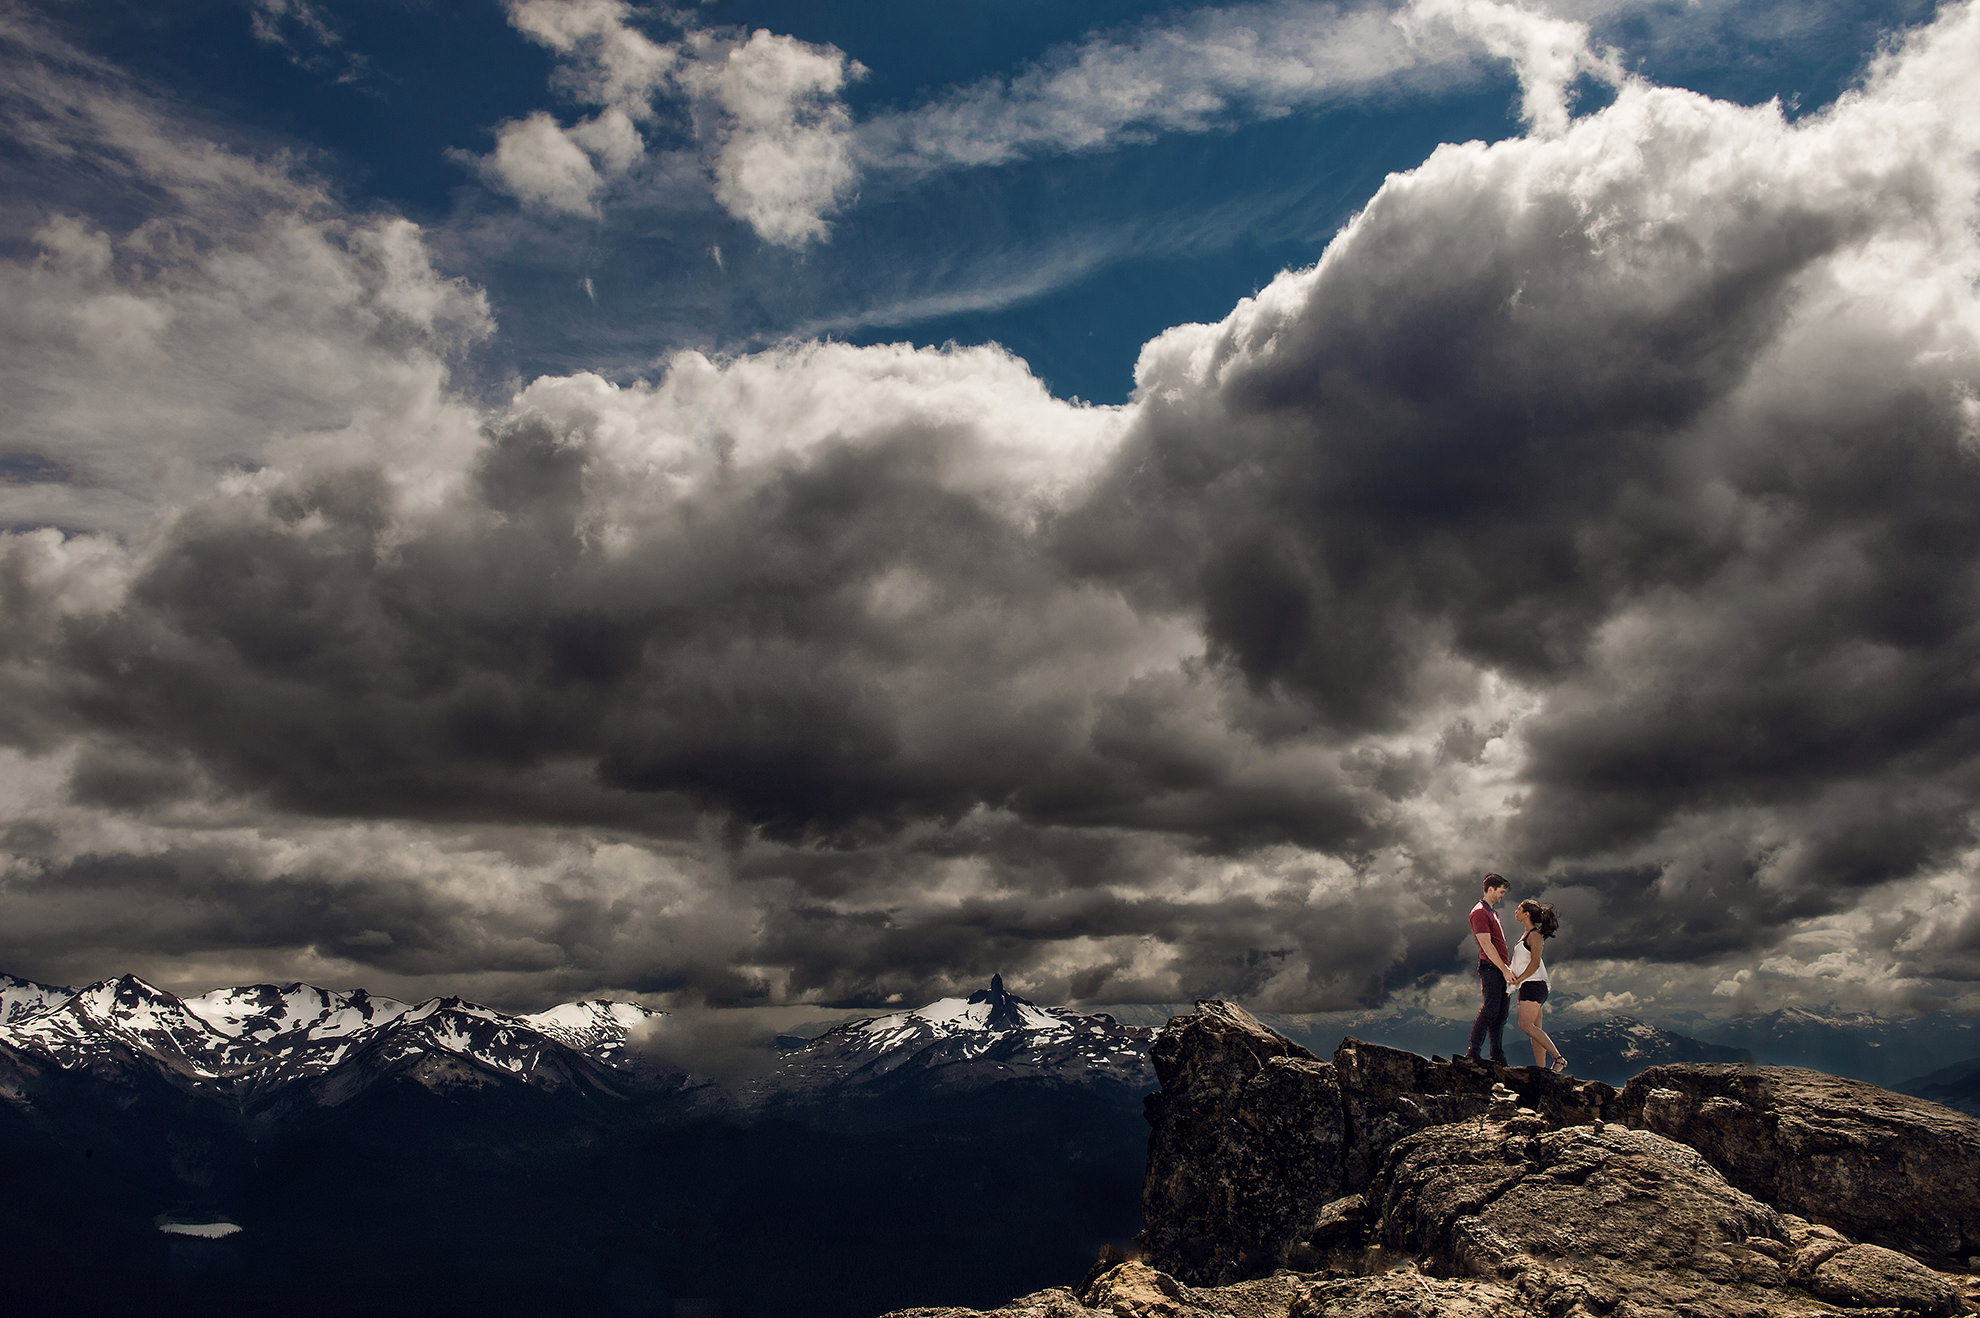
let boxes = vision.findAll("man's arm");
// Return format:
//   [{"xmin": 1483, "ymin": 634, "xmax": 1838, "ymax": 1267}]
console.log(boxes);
[{"xmin": 1474, "ymin": 931, "xmax": 1511, "ymax": 976}]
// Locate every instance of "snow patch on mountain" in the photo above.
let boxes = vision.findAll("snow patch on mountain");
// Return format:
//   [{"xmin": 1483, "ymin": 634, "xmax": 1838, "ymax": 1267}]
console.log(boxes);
[
  {"xmin": 0, "ymin": 973, "xmax": 75, "ymax": 1025},
  {"xmin": 525, "ymin": 999, "xmax": 662, "ymax": 1055},
  {"xmin": 182, "ymin": 983, "xmax": 414, "ymax": 1047},
  {"xmin": 865, "ymin": 993, "xmax": 1068, "ymax": 1040}
]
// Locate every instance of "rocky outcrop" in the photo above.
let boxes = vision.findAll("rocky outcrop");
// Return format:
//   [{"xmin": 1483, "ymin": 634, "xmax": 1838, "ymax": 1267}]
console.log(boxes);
[
  {"xmin": 1138, "ymin": 1002, "xmax": 1345, "ymax": 1285},
  {"xmin": 1617, "ymin": 1063, "xmax": 1980, "ymax": 1266},
  {"xmin": 880, "ymin": 1001, "xmax": 1980, "ymax": 1318},
  {"xmin": 1140, "ymin": 1002, "xmax": 1616, "ymax": 1286}
]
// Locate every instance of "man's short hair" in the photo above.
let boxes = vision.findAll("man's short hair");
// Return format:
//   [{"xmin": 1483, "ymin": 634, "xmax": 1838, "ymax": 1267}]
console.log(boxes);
[{"xmin": 1482, "ymin": 873, "xmax": 1508, "ymax": 892}]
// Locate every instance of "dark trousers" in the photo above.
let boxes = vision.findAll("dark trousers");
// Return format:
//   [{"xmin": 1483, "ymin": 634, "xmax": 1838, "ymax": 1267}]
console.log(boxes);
[{"xmin": 1467, "ymin": 962, "xmax": 1509, "ymax": 1061}]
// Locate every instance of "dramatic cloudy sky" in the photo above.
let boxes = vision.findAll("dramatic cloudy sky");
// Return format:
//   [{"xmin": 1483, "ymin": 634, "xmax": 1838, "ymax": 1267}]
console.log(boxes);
[{"xmin": 2, "ymin": 0, "xmax": 1978, "ymax": 1022}]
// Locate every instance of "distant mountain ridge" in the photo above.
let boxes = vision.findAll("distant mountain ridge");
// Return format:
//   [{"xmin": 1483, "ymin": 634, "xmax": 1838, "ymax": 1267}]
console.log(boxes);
[
  {"xmin": 0, "ymin": 971, "xmax": 1155, "ymax": 1115},
  {"xmin": 1899, "ymin": 1054, "xmax": 1980, "ymax": 1118},
  {"xmin": 0, "ymin": 970, "xmax": 1159, "ymax": 1318},
  {"xmin": 0, "ymin": 971, "xmax": 671, "ymax": 1110},
  {"xmin": 1685, "ymin": 1005, "xmax": 1980, "ymax": 1086}
]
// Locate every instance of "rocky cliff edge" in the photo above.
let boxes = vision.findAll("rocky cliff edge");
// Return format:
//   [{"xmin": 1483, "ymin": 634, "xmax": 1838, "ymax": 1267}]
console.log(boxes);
[{"xmin": 885, "ymin": 999, "xmax": 1980, "ymax": 1318}]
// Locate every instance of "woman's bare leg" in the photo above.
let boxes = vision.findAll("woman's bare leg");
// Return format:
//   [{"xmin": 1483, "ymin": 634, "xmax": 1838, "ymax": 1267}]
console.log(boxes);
[{"xmin": 1519, "ymin": 1000, "xmax": 1560, "ymax": 1067}]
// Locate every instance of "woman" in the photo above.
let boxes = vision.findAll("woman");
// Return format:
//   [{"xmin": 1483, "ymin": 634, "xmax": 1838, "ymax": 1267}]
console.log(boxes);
[{"xmin": 1509, "ymin": 899, "xmax": 1566, "ymax": 1073}]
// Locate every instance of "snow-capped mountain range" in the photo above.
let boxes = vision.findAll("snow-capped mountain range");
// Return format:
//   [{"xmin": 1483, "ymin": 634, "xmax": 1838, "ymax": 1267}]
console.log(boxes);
[
  {"xmin": 0, "ymin": 970, "xmax": 1157, "ymax": 1113},
  {"xmin": 758, "ymin": 975, "xmax": 1154, "ymax": 1103},
  {"xmin": 0, "ymin": 970, "xmax": 668, "ymax": 1109}
]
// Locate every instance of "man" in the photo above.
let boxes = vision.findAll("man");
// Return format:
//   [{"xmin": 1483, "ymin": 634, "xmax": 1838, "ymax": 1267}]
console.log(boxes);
[{"xmin": 1464, "ymin": 873, "xmax": 1513, "ymax": 1065}]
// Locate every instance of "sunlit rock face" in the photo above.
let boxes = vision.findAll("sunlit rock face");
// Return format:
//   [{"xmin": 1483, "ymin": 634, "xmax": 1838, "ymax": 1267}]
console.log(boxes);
[
  {"xmin": 882, "ymin": 1000, "xmax": 1980, "ymax": 1318},
  {"xmin": 1618, "ymin": 1063, "xmax": 1980, "ymax": 1267}
]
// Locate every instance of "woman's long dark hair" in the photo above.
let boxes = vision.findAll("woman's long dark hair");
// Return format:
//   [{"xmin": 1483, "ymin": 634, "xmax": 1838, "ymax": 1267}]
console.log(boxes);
[{"xmin": 1518, "ymin": 899, "xmax": 1560, "ymax": 939}]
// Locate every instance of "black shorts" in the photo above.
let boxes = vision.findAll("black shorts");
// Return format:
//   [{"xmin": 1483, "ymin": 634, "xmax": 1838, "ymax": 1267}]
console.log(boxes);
[{"xmin": 1518, "ymin": 982, "xmax": 1548, "ymax": 1004}]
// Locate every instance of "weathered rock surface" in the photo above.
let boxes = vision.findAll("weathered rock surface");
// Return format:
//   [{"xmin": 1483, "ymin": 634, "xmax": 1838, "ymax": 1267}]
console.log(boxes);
[
  {"xmin": 1139, "ymin": 1002, "xmax": 1345, "ymax": 1286},
  {"xmin": 1809, "ymin": 1244, "xmax": 1963, "ymax": 1316},
  {"xmin": 1617, "ymin": 1063, "xmax": 1980, "ymax": 1265},
  {"xmin": 1141, "ymin": 1001, "xmax": 1617, "ymax": 1285},
  {"xmin": 1366, "ymin": 1116, "xmax": 1829, "ymax": 1317},
  {"xmin": 880, "ymin": 1001, "xmax": 1980, "ymax": 1318},
  {"xmin": 1284, "ymin": 1271, "xmax": 1521, "ymax": 1317},
  {"xmin": 1332, "ymin": 1036, "xmax": 1612, "ymax": 1188},
  {"xmin": 877, "ymin": 1262, "xmax": 1520, "ymax": 1318}
]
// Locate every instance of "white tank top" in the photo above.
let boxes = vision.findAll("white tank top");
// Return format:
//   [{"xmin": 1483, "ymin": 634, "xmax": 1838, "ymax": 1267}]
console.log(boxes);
[{"xmin": 1511, "ymin": 933, "xmax": 1548, "ymax": 983}]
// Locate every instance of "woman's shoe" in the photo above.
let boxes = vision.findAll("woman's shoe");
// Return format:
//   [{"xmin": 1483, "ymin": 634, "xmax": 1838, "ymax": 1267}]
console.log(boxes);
[{"xmin": 1549, "ymin": 1056, "xmax": 1569, "ymax": 1074}]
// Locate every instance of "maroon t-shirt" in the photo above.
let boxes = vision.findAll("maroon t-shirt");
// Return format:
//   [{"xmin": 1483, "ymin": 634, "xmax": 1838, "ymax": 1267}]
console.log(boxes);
[{"xmin": 1469, "ymin": 900, "xmax": 1508, "ymax": 966}]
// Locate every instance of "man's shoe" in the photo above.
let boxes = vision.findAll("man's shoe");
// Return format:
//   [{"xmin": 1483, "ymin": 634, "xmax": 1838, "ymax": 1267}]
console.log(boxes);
[{"xmin": 1489, "ymin": 1056, "xmax": 1510, "ymax": 1066}]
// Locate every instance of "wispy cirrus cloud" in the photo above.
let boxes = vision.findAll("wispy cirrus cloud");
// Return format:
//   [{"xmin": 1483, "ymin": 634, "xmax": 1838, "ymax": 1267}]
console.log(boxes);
[
  {"xmin": 857, "ymin": 0, "xmax": 1616, "ymax": 173},
  {"xmin": 470, "ymin": 0, "xmax": 1619, "ymax": 244}
]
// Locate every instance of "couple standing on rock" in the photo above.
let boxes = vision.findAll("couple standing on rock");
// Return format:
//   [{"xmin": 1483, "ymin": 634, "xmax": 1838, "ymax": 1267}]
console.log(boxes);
[{"xmin": 1464, "ymin": 873, "xmax": 1567, "ymax": 1072}]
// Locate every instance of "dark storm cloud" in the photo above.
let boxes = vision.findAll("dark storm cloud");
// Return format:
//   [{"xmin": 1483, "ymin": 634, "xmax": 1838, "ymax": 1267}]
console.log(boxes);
[
  {"xmin": 0, "ymin": 812, "xmax": 779, "ymax": 1007},
  {"xmin": 0, "ymin": 843, "xmax": 477, "ymax": 987},
  {"xmin": 1064, "ymin": 126, "xmax": 1871, "ymax": 728},
  {"xmin": 751, "ymin": 884, "xmax": 1430, "ymax": 1012},
  {"xmin": 31, "ymin": 372, "xmax": 1385, "ymax": 862}
]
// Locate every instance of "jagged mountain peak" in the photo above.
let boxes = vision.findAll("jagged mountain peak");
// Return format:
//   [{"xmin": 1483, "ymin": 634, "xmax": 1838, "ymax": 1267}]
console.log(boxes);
[
  {"xmin": 962, "ymin": 973, "xmax": 1041, "ymax": 1032},
  {"xmin": 85, "ymin": 972, "xmax": 176, "ymax": 1003},
  {"xmin": 857, "ymin": 976, "xmax": 1074, "ymax": 1044},
  {"xmin": 762, "ymin": 978, "xmax": 1155, "ymax": 1103},
  {"xmin": 69, "ymin": 974, "xmax": 213, "ymax": 1031}
]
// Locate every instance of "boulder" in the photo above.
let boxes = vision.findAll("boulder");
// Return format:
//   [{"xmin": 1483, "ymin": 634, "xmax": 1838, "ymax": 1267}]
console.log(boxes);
[
  {"xmin": 1617, "ymin": 1064, "xmax": 1980, "ymax": 1265},
  {"xmin": 1079, "ymin": 1263, "xmax": 1195, "ymax": 1318},
  {"xmin": 1373, "ymin": 1118, "xmax": 1781, "ymax": 1270},
  {"xmin": 1360, "ymin": 1114, "xmax": 1907, "ymax": 1318},
  {"xmin": 1077, "ymin": 1262, "xmax": 1309, "ymax": 1318},
  {"xmin": 1808, "ymin": 1244, "xmax": 1962, "ymax": 1317}
]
